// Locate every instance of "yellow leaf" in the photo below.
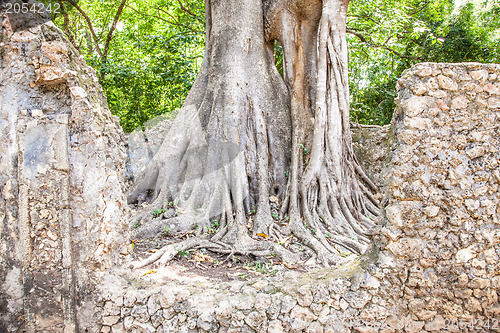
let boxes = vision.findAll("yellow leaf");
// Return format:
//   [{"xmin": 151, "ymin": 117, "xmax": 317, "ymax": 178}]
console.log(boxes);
[
  {"xmin": 141, "ymin": 269, "xmax": 156, "ymax": 276},
  {"xmin": 283, "ymin": 262, "xmax": 297, "ymax": 269},
  {"xmin": 256, "ymin": 233, "xmax": 268, "ymax": 239}
]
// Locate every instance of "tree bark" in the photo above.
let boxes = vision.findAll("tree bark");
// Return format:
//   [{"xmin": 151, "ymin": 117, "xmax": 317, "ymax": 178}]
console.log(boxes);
[{"xmin": 129, "ymin": 0, "xmax": 379, "ymax": 267}]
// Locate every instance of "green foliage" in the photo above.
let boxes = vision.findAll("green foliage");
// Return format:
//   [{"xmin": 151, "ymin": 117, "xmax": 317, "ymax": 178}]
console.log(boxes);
[
  {"xmin": 205, "ymin": 219, "xmax": 220, "ymax": 234},
  {"xmin": 347, "ymin": 0, "xmax": 500, "ymax": 125},
  {"xmin": 152, "ymin": 208, "xmax": 167, "ymax": 218},
  {"xmin": 52, "ymin": 0, "xmax": 204, "ymax": 132},
  {"xmin": 244, "ymin": 261, "xmax": 278, "ymax": 276},
  {"xmin": 177, "ymin": 249, "xmax": 190, "ymax": 258},
  {"xmin": 164, "ymin": 225, "xmax": 172, "ymax": 235}
]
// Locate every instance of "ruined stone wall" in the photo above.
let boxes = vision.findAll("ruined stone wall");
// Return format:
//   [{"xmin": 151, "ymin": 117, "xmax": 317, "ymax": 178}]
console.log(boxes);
[
  {"xmin": 91, "ymin": 63, "xmax": 500, "ymax": 333},
  {"xmin": 381, "ymin": 62, "xmax": 500, "ymax": 325},
  {"xmin": 0, "ymin": 3, "xmax": 130, "ymax": 332}
]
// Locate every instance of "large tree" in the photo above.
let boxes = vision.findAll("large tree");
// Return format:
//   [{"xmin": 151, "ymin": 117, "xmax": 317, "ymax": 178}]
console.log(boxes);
[{"xmin": 128, "ymin": 0, "xmax": 379, "ymax": 267}]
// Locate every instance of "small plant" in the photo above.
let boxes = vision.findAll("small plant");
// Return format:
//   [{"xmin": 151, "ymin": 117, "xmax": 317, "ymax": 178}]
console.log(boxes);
[
  {"xmin": 132, "ymin": 220, "xmax": 142, "ymax": 228},
  {"xmin": 164, "ymin": 226, "xmax": 172, "ymax": 236},
  {"xmin": 272, "ymin": 213, "xmax": 279, "ymax": 221},
  {"xmin": 250, "ymin": 209, "xmax": 256, "ymax": 214},
  {"xmin": 178, "ymin": 249, "xmax": 190, "ymax": 258},
  {"xmin": 247, "ymin": 261, "xmax": 278, "ymax": 276},
  {"xmin": 298, "ymin": 143, "xmax": 310, "ymax": 162},
  {"xmin": 152, "ymin": 208, "xmax": 167, "ymax": 218},
  {"xmin": 284, "ymin": 170, "xmax": 289, "ymax": 178},
  {"xmin": 206, "ymin": 220, "xmax": 220, "ymax": 234}
]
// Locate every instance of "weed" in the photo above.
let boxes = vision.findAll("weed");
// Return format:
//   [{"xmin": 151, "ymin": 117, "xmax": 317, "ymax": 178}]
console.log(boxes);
[
  {"xmin": 272, "ymin": 213, "xmax": 279, "ymax": 221},
  {"xmin": 152, "ymin": 208, "xmax": 167, "ymax": 218},
  {"xmin": 178, "ymin": 249, "xmax": 190, "ymax": 258},
  {"xmin": 164, "ymin": 200, "xmax": 176, "ymax": 208},
  {"xmin": 298, "ymin": 143, "xmax": 310, "ymax": 162},
  {"xmin": 132, "ymin": 220, "xmax": 142, "ymax": 228},
  {"xmin": 206, "ymin": 220, "xmax": 220, "ymax": 234},
  {"xmin": 164, "ymin": 226, "xmax": 172, "ymax": 236},
  {"xmin": 245, "ymin": 261, "xmax": 278, "ymax": 276}
]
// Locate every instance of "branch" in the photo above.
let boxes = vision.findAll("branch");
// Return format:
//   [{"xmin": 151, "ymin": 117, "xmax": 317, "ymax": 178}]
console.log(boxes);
[
  {"xmin": 103, "ymin": 0, "xmax": 127, "ymax": 61},
  {"xmin": 63, "ymin": 0, "xmax": 103, "ymax": 57},
  {"xmin": 154, "ymin": 5, "xmax": 203, "ymax": 33},
  {"xmin": 409, "ymin": 1, "xmax": 431, "ymax": 16},
  {"xmin": 57, "ymin": 0, "xmax": 77, "ymax": 48},
  {"xmin": 346, "ymin": 29, "xmax": 419, "ymax": 60},
  {"xmin": 125, "ymin": 4, "xmax": 203, "ymax": 34},
  {"xmin": 176, "ymin": 0, "xmax": 198, "ymax": 18}
]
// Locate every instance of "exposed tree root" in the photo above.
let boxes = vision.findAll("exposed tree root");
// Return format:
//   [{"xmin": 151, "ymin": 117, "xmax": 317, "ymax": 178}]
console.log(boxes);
[{"xmin": 128, "ymin": 0, "xmax": 379, "ymax": 269}]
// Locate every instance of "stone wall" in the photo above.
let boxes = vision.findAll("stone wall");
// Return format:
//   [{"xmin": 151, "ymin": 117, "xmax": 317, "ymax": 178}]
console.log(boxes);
[
  {"xmin": 0, "ymin": 3, "xmax": 130, "ymax": 332},
  {"xmin": 381, "ymin": 62, "xmax": 500, "ymax": 324}
]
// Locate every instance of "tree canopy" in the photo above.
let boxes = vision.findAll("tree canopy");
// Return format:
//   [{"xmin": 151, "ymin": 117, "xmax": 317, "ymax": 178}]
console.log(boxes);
[{"xmin": 48, "ymin": 0, "xmax": 500, "ymax": 130}]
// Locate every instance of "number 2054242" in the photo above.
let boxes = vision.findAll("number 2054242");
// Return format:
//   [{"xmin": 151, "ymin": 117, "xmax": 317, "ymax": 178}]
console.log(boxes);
[{"xmin": 4, "ymin": 2, "xmax": 61, "ymax": 14}]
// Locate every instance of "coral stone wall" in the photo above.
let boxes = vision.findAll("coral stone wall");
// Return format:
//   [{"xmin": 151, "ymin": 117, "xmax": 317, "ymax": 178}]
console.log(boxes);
[
  {"xmin": 382, "ymin": 62, "xmax": 500, "ymax": 324},
  {"xmin": 0, "ymin": 4, "xmax": 130, "ymax": 332}
]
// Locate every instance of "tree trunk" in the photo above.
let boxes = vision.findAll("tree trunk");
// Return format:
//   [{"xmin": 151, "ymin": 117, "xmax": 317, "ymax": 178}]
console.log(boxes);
[{"xmin": 128, "ymin": 0, "xmax": 378, "ymax": 267}]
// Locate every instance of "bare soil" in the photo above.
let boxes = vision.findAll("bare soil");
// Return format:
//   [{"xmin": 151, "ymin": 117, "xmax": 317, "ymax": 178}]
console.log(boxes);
[{"xmin": 131, "ymin": 233, "xmax": 316, "ymax": 282}]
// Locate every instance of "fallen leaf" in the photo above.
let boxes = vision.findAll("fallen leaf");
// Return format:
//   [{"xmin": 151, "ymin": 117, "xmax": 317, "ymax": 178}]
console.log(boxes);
[
  {"xmin": 256, "ymin": 233, "xmax": 268, "ymax": 239},
  {"xmin": 283, "ymin": 262, "xmax": 297, "ymax": 269},
  {"xmin": 192, "ymin": 252, "xmax": 213, "ymax": 263},
  {"xmin": 141, "ymin": 269, "xmax": 157, "ymax": 276},
  {"xmin": 278, "ymin": 236, "xmax": 291, "ymax": 246}
]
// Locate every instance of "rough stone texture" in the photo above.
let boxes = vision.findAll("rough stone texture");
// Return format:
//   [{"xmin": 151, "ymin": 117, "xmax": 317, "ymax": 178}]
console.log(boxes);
[
  {"xmin": 0, "ymin": 3, "xmax": 129, "ymax": 332},
  {"xmin": 351, "ymin": 123, "xmax": 390, "ymax": 189},
  {"xmin": 383, "ymin": 61, "xmax": 500, "ymax": 327}
]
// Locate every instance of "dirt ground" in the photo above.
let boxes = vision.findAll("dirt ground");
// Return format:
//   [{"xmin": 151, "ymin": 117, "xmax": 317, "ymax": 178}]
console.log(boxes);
[{"xmin": 130, "ymin": 234, "xmax": 319, "ymax": 283}]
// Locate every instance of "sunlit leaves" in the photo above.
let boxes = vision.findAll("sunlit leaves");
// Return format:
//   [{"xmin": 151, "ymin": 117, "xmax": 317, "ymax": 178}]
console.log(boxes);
[
  {"xmin": 348, "ymin": 0, "xmax": 499, "ymax": 125},
  {"xmin": 53, "ymin": 0, "xmax": 205, "ymax": 132}
]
